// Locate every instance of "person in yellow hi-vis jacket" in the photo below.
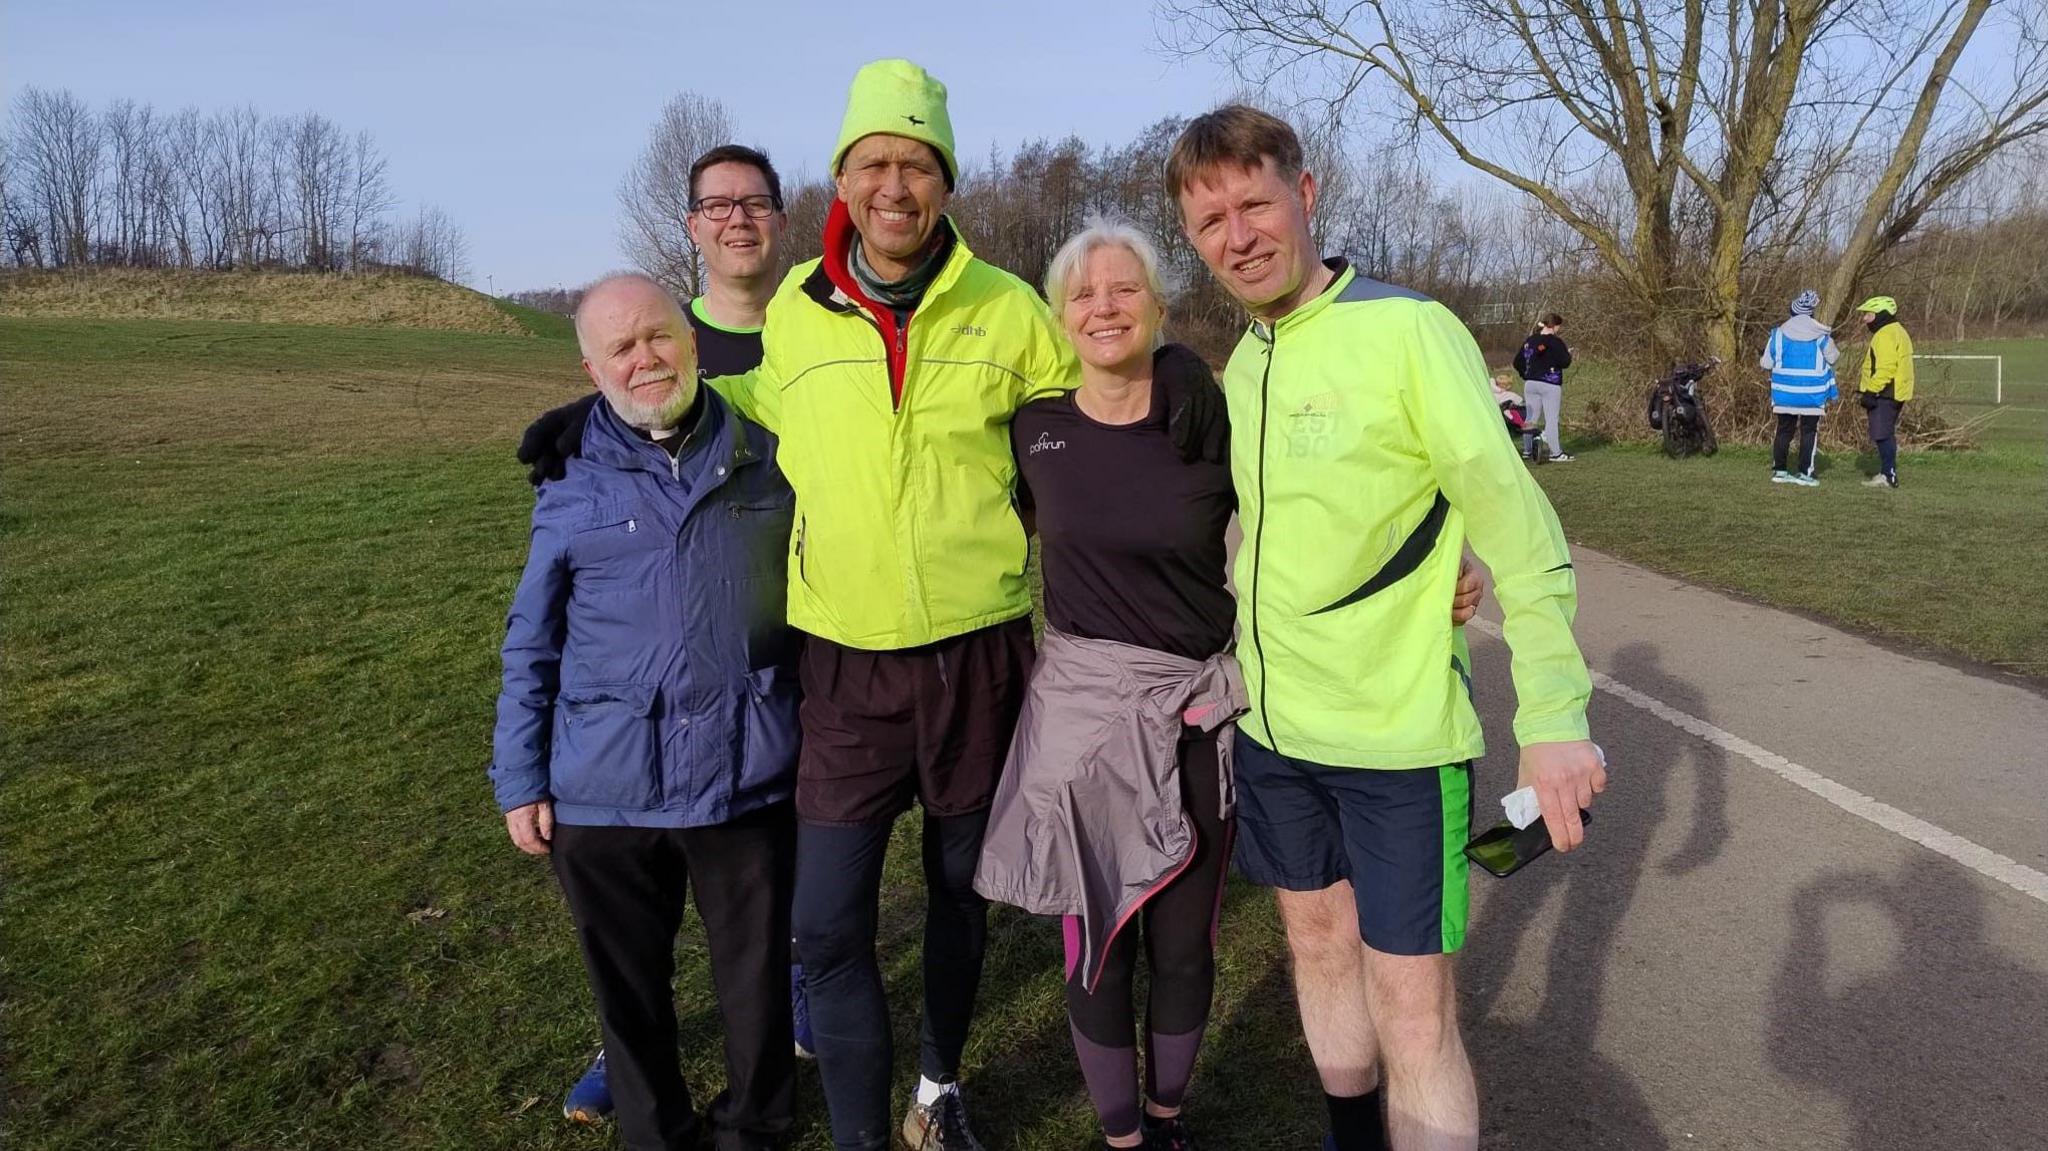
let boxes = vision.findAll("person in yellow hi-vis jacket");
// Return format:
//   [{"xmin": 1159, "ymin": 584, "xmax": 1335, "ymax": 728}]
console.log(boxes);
[
  {"xmin": 1168, "ymin": 105, "xmax": 1606, "ymax": 1151},
  {"xmin": 1855, "ymin": 294, "xmax": 1915, "ymax": 488}
]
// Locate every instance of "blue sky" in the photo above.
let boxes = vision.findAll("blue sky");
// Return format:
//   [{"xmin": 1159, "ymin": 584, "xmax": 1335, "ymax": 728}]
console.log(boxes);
[{"xmin": 3, "ymin": 0, "xmax": 1242, "ymax": 290}]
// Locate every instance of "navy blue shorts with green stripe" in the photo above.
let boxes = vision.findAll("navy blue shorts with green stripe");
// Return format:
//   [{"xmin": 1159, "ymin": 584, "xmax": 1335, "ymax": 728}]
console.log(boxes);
[{"xmin": 1230, "ymin": 729, "xmax": 1473, "ymax": 955}]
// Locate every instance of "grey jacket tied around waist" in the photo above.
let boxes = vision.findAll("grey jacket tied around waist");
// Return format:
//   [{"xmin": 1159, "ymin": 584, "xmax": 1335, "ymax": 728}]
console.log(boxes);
[{"xmin": 974, "ymin": 626, "xmax": 1247, "ymax": 991}]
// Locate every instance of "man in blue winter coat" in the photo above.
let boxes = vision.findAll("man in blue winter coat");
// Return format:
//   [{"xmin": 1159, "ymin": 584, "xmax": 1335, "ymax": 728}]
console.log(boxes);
[
  {"xmin": 1760, "ymin": 289, "xmax": 1840, "ymax": 486},
  {"xmin": 490, "ymin": 271, "xmax": 801, "ymax": 1151}
]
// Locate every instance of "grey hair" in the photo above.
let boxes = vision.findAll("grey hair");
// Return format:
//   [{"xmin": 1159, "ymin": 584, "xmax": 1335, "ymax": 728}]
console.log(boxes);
[
  {"xmin": 1042, "ymin": 216, "xmax": 1177, "ymax": 343},
  {"xmin": 573, "ymin": 270, "xmax": 685, "ymax": 357}
]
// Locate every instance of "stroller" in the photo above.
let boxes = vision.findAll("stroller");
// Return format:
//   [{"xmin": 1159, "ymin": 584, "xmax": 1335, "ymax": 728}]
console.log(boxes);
[
  {"xmin": 1494, "ymin": 381, "xmax": 1544, "ymax": 462},
  {"xmin": 1646, "ymin": 358, "xmax": 1721, "ymax": 458}
]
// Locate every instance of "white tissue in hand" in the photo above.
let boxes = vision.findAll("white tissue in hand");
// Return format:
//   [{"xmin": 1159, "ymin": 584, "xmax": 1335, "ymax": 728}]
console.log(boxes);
[{"xmin": 1502, "ymin": 786, "xmax": 1542, "ymax": 830}]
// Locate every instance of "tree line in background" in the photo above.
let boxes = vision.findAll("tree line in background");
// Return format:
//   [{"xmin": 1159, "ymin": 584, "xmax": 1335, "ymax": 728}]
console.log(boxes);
[
  {"xmin": 2, "ymin": 88, "xmax": 469, "ymax": 281},
  {"xmin": 599, "ymin": 86, "xmax": 2047, "ymax": 386},
  {"xmin": 1156, "ymin": 0, "xmax": 2048, "ymax": 438}
]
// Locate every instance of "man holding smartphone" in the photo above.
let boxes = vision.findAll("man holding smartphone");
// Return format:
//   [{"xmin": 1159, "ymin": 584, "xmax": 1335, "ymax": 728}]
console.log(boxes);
[{"xmin": 1168, "ymin": 106, "xmax": 1605, "ymax": 1151}]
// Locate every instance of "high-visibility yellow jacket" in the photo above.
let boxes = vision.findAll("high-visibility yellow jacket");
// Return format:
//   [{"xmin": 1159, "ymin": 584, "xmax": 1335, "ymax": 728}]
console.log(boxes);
[
  {"xmin": 715, "ymin": 201, "xmax": 1075, "ymax": 650},
  {"xmin": 1860, "ymin": 318, "xmax": 1915, "ymax": 402},
  {"xmin": 1224, "ymin": 262, "xmax": 1592, "ymax": 768}
]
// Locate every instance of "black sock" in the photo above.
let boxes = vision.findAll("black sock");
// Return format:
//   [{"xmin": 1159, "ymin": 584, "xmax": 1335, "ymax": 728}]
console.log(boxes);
[{"xmin": 1326, "ymin": 1088, "xmax": 1386, "ymax": 1151}]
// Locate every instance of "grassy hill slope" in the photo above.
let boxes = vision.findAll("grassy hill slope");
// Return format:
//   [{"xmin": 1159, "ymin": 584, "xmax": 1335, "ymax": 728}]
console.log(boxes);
[{"xmin": 0, "ymin": 268, "xmax": 571, "ymax": 338}]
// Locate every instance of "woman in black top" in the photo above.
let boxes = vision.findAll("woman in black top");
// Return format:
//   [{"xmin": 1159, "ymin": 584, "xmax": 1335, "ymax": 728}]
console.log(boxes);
[
  {"xmin": 1006, "ymin": 219, "xmax": 1233, "ymax": 1151},
  {"xmin": 1003, "ymin": 220, "xmax": 1481, "ymax": 1151}
]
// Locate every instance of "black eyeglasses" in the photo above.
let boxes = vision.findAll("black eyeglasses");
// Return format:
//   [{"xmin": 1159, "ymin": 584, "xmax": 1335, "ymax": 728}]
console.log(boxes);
[{"xmin": 690, "ymin": 195, "xmax": 781, "ymax": 221}]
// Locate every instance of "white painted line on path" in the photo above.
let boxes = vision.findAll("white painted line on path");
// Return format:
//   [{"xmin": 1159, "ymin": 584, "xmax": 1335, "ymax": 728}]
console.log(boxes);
[{"xmin": 1468, "ymin": 618, "xmax": 2048, "ymax": 906}]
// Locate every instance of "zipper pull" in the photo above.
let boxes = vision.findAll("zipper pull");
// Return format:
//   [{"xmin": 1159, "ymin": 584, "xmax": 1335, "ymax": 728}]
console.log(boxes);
[{"xmin": 626, "ymin": 518, "xmax": 637, "ymax": 533}]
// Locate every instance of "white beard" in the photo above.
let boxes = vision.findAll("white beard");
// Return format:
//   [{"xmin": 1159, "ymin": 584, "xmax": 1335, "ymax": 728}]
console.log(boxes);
[{"xmin": 602, "ymin": 372, "xmax": 694, "ymax": 430}]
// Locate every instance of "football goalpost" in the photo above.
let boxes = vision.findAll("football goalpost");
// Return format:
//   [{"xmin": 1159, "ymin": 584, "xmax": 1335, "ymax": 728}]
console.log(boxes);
[{"xmin": 1914, "ymin": 354, "xmax": 2004, "ymax": 404}]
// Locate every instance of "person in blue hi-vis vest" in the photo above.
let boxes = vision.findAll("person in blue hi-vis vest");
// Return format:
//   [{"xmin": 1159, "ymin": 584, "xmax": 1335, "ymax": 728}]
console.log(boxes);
[{"xmin": 1759, "ymin": 289, "xmax": 1839, "ymax": 487}]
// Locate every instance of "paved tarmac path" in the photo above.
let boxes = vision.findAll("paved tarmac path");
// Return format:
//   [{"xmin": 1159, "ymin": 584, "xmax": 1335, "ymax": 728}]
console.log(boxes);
[{"xmin": 1458, "ymin": 547, "xmax": 2048, "ymax": 1150}]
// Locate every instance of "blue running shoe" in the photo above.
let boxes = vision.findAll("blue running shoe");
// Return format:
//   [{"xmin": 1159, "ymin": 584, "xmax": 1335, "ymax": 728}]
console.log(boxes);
[
  {"xmin": 563, "ymin": 1048, "xmax": 612, "ymax": 1124},
  {"xmin": 791, "ymin": 958, "xmax": 815, "ymax": 1059}
]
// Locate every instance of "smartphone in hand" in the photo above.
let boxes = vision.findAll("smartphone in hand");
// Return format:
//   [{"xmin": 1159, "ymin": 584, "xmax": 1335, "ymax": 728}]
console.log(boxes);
[{"xmin": 1465, "ymin": 810, "xmax": 1593, "ymax": 878}]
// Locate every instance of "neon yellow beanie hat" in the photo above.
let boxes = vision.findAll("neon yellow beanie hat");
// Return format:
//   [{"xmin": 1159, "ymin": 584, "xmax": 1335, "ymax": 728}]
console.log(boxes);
[
  {"xmin": 832, "ymin": 59, "xmax": 957, "ymax": 187},
  {"xmin": 1856, "ymin": 295, "xmax": 1898, "ymax": 315}
]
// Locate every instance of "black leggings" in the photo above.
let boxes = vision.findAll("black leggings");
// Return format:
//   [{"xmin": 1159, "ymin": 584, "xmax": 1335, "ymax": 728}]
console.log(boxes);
[
  {"xmin": 793, "ymin": 809, "xmax": 990, "ymax": 1151},
  {"xmin": 1063, "ymin": 735, "xmax": 1231, "ymax": 1138},
  {"xmin": 1773, "ymin": 413, "xmax": 1819, "ymax": 475}
]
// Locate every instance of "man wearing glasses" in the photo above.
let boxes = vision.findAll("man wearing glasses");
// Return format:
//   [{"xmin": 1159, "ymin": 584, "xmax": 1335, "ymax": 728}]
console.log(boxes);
[
  {"xmin": 522, "ymin": 145, "xmax": 788, "ymax": 487},
  {"xmin": 518, "ymin": 145, "xmax": 814, "ymax": 1128}
]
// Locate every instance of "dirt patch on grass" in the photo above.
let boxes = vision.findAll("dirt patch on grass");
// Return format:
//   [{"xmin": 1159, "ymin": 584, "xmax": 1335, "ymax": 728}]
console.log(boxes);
[{"xmin": 0, "ymin": 269, "xmax": 528, "ymax": 335}]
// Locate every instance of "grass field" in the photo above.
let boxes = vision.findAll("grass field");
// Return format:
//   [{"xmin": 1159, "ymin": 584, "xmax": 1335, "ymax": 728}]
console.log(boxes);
[
  {"xmin": 1530, "ymin": 440, "xmax": 2048, "ymax": 675},
  {"xmin": 1914, "ymin": 337, "xmax": 2048, "ymax": 446},
  {"xmin": 1526, "ymin": 335, "xmax": 2048, "ymax": 677},
  {"xmin": 4, "ymin": 312, "xmax": 2042, "ymax": 1149},
  {"xmin": 0, "ymin": 315, "xmax": 1328, "ymax": 1150}
]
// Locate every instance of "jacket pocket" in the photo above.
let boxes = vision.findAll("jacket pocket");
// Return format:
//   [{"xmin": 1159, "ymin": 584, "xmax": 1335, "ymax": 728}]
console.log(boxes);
[
  {"xmin": 727, "ymin": 493, "xmax": 795, "ymax": 579},
  {"xmin": 569, "ymin": 503, "xmax": 664, "ymax": 593},
  {"xmin": 550, "ymin": 683, "xmax": 661, "ymax": 810},
  {"xmin": 737, "ymin": 666, "xmax": 801, "ymax": 796}
]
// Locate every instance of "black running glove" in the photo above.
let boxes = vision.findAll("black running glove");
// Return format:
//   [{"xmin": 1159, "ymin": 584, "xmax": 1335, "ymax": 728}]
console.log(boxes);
[
  {"xmin": 516, "ymin": 394, "xmax": 600, "ymax": 486},
  {"xmin": 1156, "ymin": 344, "xmax": 1229, "ymax": 465}
]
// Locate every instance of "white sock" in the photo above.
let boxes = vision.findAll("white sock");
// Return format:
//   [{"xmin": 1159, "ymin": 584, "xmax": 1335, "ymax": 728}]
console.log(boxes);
[{"xmin": 916, "ymin": 1076, "xmax": 957, "ymax": 1107}]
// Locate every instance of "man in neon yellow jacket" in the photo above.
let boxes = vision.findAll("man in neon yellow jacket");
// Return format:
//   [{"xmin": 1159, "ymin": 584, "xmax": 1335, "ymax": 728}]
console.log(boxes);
[
  {"xmin": 1168, "ymin": 106, "xmax": 1606, "ymax": 1151},
  {"xmin": 1855, "ymin": 294, "xmax": 1914, "ymax": 488}
]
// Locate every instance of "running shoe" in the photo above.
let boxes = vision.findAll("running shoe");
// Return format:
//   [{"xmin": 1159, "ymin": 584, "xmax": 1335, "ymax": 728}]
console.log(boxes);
[
  {"xmin": 792, "ymin": 959, "xmax": 815, "ymax": 1059},
  {"xmin": 562, "ymin": 1048, "xmax": 612, "ymax": 1124},
  {"xmin": 1143, "ymin": 1111, "xmax": 1199, "ymax": 1151},
  {"xmin": 902, "ymin": 1090, "xmax": 985, "ymax": 1150}
]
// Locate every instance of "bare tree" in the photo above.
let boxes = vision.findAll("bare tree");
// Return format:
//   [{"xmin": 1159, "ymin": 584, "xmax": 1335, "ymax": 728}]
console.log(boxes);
[
  {"xmin": 12, "ymin": 87, "xmax": 104, "ymax": 266},
  {"xmin": 282, "ymin": 112, "xmax": 350, "ymax": 270},
  {"xmin": 618, "ymin": 93, "xmax": 736, "ymax": 295},
  {"xmin": 778, "ymin": 178, "xmax": 836, "ymax": 274},
  {"xmin": 1821, "ymin": 1, "xmax": 2048, "ymax": 317},
  {"xmin": 0, "ymin": 136, "xmax": 33, "ymax": 267},
  {"xmin": 397, "ymin": 204, "xmax": 470, "ymax": 281},
  {"xmin": 345, "ymin": 131, "xmax": 393, "ymax": 271},
  {"xmin": 104, "ymin": 99, "xmax": 149, "ymax": 263},
  {"xmin": 205, "ymin": 105, "xmax": 270, "ymax": 267},
  {"xmin": 1159, "ymin": 0, "xmax": 2048, "ymax": 363},
  {"xmin": 2, "ymin": 92, "xmax": 454, "ymax": 277}
]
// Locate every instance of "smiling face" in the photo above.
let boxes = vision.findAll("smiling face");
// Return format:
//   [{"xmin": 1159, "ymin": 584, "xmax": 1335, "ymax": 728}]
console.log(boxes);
[
  {"xmin": 835, "ymin": 133, "xmax": 949, "ymax": 275},
  {"xmin": 686, "ymin": 160, "xmax": 783, "ymax": 286},
  {"xmin": 1176, "ymin": 156, "xmax": 1321, "ymax": 321},
  {"xmin": 577, "ymin": 277, "xmax": 697, "ymax": 429},
  {"xmin": 1060, "ymin": 242, "xmax": 1163, "ymax": 374}
]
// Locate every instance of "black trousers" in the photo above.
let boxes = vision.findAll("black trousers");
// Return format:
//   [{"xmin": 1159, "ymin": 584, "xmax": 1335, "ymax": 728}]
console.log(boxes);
[
  {"xmin": 1773, "ymin": 412, "xmax": 1820, "ymax": 474},
  {"xmin": 553, "ymin": 803, "xmax": 797, "ymax": 1151},
  {"xmin": 793, "ymin": 810, "xmax": 991, "ymax": 1151}
]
